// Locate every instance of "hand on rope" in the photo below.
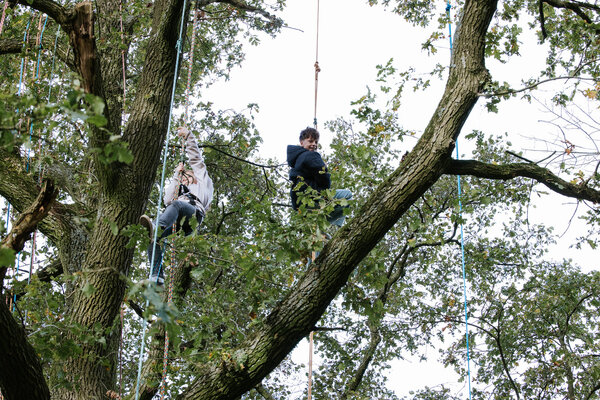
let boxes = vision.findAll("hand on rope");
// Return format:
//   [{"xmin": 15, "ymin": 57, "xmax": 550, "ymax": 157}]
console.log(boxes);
[{"xmin": 176, "ymin": 126, "xmax": 190, "ymax": 140}]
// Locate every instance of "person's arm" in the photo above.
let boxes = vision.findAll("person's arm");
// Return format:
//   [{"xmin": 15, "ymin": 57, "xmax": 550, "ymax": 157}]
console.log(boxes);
[
  {"xmin": 298, "ymin": 151, "xmax": 331, "ymax": 188},
  {"xmin": 179, "ymin": 127, "xmax": 214, "ymax": 213},
  {"xmin": 163, "ymin": 166, "xmax": 181, "ymax": 206}
]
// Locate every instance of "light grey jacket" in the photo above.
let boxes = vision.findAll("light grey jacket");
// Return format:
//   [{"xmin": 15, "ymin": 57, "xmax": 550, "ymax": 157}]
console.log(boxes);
[{"xmin": 164, "ymin": 133, "xmax": 214, "ymax": 215}]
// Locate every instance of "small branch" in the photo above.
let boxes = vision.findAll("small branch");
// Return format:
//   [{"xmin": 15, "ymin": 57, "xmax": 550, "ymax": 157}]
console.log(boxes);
[
  {"xmin": 480, "ymin": 75, "xmax": 596, "ymax": 98},
  {"xmin": 254, "ymin": 383, "xmax": 276, "ymax": 400},
  {"xmin": 312, "ymin": 326, "xmax": 347, "ymax": 332},
  {"xmin": 505, "ymin": 150, "xmax": 535, "ymax": 164},
  {"xmin": 211, "ymin": 0, "xmax": 282, "ymax": 26},
  {"xmin": 127, "ymin": 299, "xmax": 154, "ymax": 323},
  {"xmin": 445, "ymin": 159, "xmax": 600, "ymax": 203},
  {"xmin": 201, "ymin": 144, "xmax": 285, "ymax": 169}
]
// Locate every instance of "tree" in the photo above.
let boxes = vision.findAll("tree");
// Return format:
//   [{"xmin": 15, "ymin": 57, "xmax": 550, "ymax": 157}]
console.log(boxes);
[{"xmin": 1, "ymin": 0, "xmax": 599, "ymax": 399}]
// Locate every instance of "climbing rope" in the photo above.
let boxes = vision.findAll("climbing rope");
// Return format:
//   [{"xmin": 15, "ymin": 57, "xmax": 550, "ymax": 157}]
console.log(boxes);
[
  {"xmin": 134, "ymin": 0, "xmax": 190, "ymax": 397},
  {"xmin": 308, "ymin": 1, "xmax": 321, "ymax": 396},
  {"xmin": 0, "ymin": 0, "xmax": 8, "ymax": 36},
  {"xmin": 158, "ymin": 232, "xmax": 177, "ymax": 399},
  {"xmin": 10, "ymin": 14, "xmax": 34, "ymax": 313},
  {"xmin": 184, "ymin": 6, "xmax": 200, "ymax": 124},
  {"xmin": 25, "ymin": 15, "xmax": 48, "ymax": 303},
  {"xmin": 447, "ymin": 2, "xmax": 472, "ymax": 399},
  {"xmin": 119, "ymin": 0, "xmax": 126, "ymax": 115},
  {"xmin": 313, "ymin": 0, "xmax": 320, "ymax": 128}
]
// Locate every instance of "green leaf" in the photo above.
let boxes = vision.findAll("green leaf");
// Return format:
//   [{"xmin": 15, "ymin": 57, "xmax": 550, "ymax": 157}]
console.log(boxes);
[
  {"xmin": 0, "ymin": 247, "xmax": 16, "ymax": 267},
  {"xmin": 87, "ymin": 115, "xmax": 107, "ymax": 127}
]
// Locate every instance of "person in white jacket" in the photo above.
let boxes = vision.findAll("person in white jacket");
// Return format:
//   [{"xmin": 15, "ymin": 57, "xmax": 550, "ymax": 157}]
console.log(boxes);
[{"xmin": 140, "ymin": 126, "xmax": 214, "ymax": 284}]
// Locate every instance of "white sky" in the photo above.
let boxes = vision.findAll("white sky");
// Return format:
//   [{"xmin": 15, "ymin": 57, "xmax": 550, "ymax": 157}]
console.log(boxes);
[{"xmin": 202, "ymin": 1, "xmax": 598, "ymax": 398}]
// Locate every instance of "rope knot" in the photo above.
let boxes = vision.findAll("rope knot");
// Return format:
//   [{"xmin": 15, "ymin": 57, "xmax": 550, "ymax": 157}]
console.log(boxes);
[{"xmin": 314, "ymin": 61, "xmax": 321, "ymax": 73}]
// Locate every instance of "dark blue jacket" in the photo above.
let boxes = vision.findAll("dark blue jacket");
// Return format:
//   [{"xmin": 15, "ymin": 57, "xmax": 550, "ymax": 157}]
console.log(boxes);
[{"xmin": 287, "ymin": 145, "xmax": 331, "ymax": 210}]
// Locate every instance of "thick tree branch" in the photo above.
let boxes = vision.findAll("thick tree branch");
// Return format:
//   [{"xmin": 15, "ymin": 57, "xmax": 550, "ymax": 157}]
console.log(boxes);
[
  {"xmin": 14, "ymin": 0, "xmax": 74, "ymax": 27},
  {"xmin": 178, "ymin": 0, "xmax": 498, "ymax": 397},
  {"xmin": 0, "ymin": 300, "xmax": 50, "ymax": 400},
  {"xmin": 444, "ymin": 159, "xmax": 600, "ymax": 203},
  {"xmin": 543, "ymin": 0, "xmax": 600, "ymax": 23},
  {"xmin": 0, "ymin": 147, "xmax": 80, "ymax": 245},
  {"xmin": 211, "ymin": 0, "xmax": 282, "ymax": 25},
  {"xmin": 0, "ymin": 180, "xmax": 57, "ymax": 257},
  {"xmin": 0, "ymin": 181, "xmax": 55, "ymax": 399}
]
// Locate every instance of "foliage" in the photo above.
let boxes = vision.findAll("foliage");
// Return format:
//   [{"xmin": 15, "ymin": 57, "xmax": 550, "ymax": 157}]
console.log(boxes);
[{"xmin": 0, "ymin": 0, "xmax": 599, "ymax": 399}]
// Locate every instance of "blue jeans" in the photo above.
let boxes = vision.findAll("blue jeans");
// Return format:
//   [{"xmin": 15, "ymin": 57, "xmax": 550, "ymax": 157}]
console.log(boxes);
[
  {"xmin": 327, "ymin": 189, "xmax": 352, "ymax": 227},
  {"xmin": 148, "ymin": 200, "xmax": 202, "ymax": 278}
]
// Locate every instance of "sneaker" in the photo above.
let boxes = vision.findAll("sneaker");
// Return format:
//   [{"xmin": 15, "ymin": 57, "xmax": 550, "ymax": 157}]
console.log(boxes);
[
  {"xmin": 150, "ymin": 274, "xmax": 164, "ymax": 286},
  {"xmin": 139, "ymin": 215, "xmax": 154, "ymax": 239}
]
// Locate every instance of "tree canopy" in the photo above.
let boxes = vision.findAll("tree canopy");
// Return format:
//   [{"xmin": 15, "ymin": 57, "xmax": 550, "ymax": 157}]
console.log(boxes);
[{"xmin": 0, "ymin": 0, "xmax": 599, "ymax": 399}]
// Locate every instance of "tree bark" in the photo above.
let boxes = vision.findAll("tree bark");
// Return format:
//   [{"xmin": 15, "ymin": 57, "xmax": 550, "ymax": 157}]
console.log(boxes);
[
  {"xmin": 445, "ymin": 159, "xmax": 600, "ymax": 203},
  {"xmin": 0, "ymin": 179, "xmax": 58, "ymax": 288},
  {"xmin": 0, "ymin": 300, "xmax": 50, "ymax": 400},
  {"xmin": 57, "ymin": 0, "xmax": 190, "ymax": 395},
  {"xmin": 177, "ymin": 0, "xmax": 498, "ymax": 398},
  {"xmin": 0, "ymin": 181, "xmax": 56, "ymax": 400}
]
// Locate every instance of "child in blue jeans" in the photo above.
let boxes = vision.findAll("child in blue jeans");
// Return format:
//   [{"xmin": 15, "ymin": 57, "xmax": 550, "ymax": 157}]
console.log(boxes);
[{"xmin": 140, "ymin": 127, "xmax": 213, "ymax": 284}]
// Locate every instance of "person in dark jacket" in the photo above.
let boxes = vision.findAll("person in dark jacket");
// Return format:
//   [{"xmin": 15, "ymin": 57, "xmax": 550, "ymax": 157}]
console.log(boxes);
[{"xmin": 287, "ymin": 127, "xmax": 352, "ymax": 227}]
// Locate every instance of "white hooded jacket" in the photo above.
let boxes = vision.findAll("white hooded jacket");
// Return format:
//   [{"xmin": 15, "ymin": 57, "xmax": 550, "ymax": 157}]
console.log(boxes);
[{"xmin": 164, "ymin": 133, "xmax": 214, "ymax": 215}]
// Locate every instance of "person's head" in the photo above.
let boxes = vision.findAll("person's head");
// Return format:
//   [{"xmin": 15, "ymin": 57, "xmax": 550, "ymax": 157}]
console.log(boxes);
[
  {"xmin": 180, "ymin": 169, "xmax": 197, "ymax": 185},
  {"xmin": 299, "ymin": 127, "xmax": 319, "ymax": 151}
]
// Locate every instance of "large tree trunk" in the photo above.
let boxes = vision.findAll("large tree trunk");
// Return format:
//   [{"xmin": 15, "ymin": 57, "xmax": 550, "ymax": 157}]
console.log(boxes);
[
  {"xmin": 57, "ymin": 0, "xmax": 189, "ymax": 396},
  {"xmin": 178, "ymin": 0, "xmax": 497, "ymax": 398}
]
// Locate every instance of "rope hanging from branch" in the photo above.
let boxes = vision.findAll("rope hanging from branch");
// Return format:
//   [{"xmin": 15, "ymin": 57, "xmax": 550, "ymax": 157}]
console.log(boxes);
[
  {"xmin": 0, "ymin": 0, "xmax": 8, "ymax": 36},
  {"xmin": 308, "ymin": 1, "xmax": 321, "ymax": 397},
  {"xmin": 447, "ymin": 2, "xmax": 473, "ymax": 399},
  {"xmin": 313, "ymin": 0, "xmax": 320, "ymax": 129}
]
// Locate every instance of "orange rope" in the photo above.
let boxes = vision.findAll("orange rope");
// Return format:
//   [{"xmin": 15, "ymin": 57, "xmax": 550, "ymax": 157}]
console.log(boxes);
[
  {"xmin": 0, "ymin": 0, "xmax": 8, "ymax": 36},
  {"xmin": 313, "ymin": 0, "xmax": 320, "ymax": 128}
]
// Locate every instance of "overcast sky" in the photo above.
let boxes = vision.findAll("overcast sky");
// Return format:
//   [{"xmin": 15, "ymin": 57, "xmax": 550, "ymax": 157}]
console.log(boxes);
[{"xmin": 201, "ymin": 1, "xmax": 598, "ymax": 397}]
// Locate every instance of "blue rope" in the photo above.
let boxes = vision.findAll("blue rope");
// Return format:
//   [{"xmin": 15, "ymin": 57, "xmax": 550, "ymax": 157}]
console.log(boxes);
[
  {"xmin": 9, "ymin": 16, "xmax": 33, "ymax": 313},
  {"xmin": 447, "ymin": 2, "xmax": 472, "ymax": 398},
  {"xmin": 16, "ymin": 18, "xmax": 31, "ymax": 99},
  {"xmin": 133, "ymin": 0, "xmax": 189, "ymax": 397}
]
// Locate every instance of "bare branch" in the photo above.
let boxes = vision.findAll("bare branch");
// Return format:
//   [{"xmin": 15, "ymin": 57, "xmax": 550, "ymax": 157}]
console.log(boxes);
[
  {"xmin": 481, "ymin": 74, "xmax": 596, "ymax": 98},
  {"xmin": 445, "ymin": 159, "xmax": 600, "ymax": 203}
]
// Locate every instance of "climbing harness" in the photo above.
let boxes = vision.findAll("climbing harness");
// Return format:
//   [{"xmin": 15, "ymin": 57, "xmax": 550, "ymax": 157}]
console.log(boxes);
[{"xmin": 447, "ymin": 2, "xmax": 473, "ymax": 399}]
